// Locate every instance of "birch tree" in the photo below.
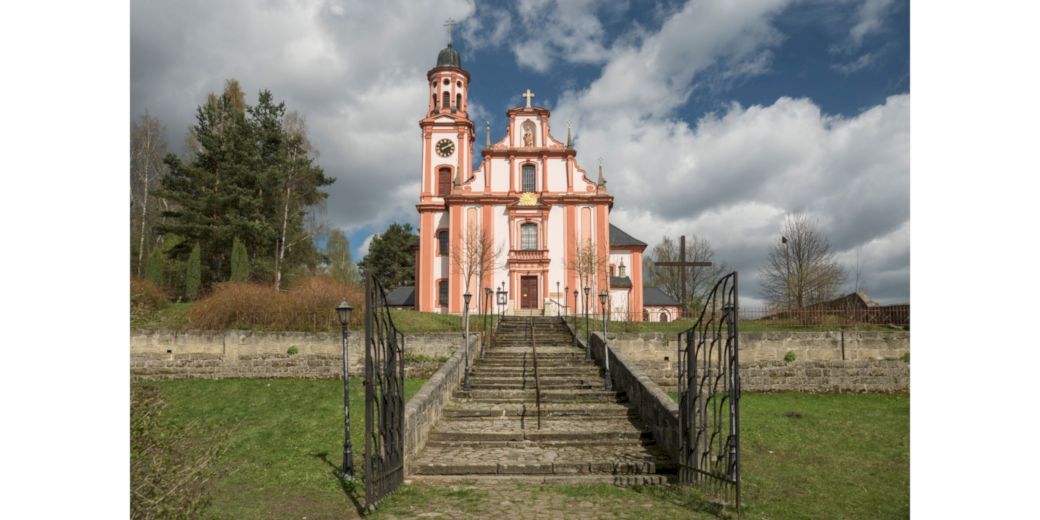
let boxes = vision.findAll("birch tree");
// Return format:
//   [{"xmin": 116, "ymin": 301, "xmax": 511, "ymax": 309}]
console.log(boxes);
[
  {"xmin": 130, "ymin": 113, "xmax": 168, "ymax": 277},
  {"xmin": 760, "ymin": 214, "xmax": 846, "ymax": 309},
  {"xmin": 451, "ymin": 224, "xmax": 503, "ymax": 313}
]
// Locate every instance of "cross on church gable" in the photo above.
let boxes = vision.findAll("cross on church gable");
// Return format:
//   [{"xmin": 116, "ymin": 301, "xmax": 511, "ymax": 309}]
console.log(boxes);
[{"xmin": 522, "ymin": 89, "xmax": 535, "ymax": 108}]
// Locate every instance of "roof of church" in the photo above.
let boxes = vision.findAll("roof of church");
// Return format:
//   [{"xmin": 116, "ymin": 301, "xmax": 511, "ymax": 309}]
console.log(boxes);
[
  {"xmin": 610, "ymin": 276, "xmax": 633, "ymax": 288},
  {"xmin": 609, "ymin": 224, "xmax": 647, "ymax": 247},
  {"xmin": 386, "ymin": 286, "xmax": 416, "ymax": 307},
  {"xmin": 643, "ymin": 287, "xmax": 681, "ymax": 306},
  {"xmin": 436, "ymin": 44, "xmax": 462, "ymax": 68}
]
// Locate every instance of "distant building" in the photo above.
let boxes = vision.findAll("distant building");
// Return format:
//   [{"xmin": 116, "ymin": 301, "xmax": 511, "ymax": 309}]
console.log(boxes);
[{"xmin": 642, "ymin": 287, "xmax": 683, "ymax": 323}]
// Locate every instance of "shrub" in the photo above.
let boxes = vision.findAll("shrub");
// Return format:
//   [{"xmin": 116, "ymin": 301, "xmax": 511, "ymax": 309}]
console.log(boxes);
[
  {"xmin": 186, "ymin": 276, "xmax": 364, "ymax": 332},
  {"xmin": 287, "ymin": 346, "xmax": 299, "ymax": 355},
  {"xmin": 784, "ymin": 351, "xmax": 796, "ymax": 363},
  {"xmin": 131, "ymin": 384, "xmax": 229, "ymax": 519},
  {"xmin": 131, "ymin": 277, "xmax": 168, "ymax": 313},
  {"xmin": 901, "ymin": 352, "xmax": 909, "ymax": 363}
]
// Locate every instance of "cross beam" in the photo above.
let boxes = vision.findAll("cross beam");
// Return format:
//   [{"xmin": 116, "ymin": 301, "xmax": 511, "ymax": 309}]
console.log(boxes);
[
  {"xmin": 521, "ymin": 88, "xmax": 535, "ymax": 108},
  {"xmin": 654, "ymin": 235, "xmax": 712, "ymax": 315}
]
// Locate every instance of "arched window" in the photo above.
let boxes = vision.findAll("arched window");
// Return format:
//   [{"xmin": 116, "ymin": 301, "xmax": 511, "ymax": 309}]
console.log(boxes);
[
  {"xmin": 437, "ymin": 230, "xmax": 449, "ymax": 256},
  {"xmin": 437, "ymin": 168, "xmax": 451, "ymax": 196},
  {"xmin": 660, "ymin": 312, "xmax": 669, "ymax": 323},
  {"xmin": 456, "ymin": 93, "xmax": 462, "ymax": 110},
  {"xmin": 521, "ymin": 164, "xmax": 536, "ymax": 192},
  {"xmin": 438, "ymin": 280, "xmax": 449, "ymax": 306},
  {"xmin": 442, "ymin": 91, "xmax": 450, "ymax": 111},
  {"xmin": 431, "ymin": 93, "xmax": 436, "ymax": 110},
  {"xmin": 520, "ymin": 223, "xmax": 538, "ymax": 250}
]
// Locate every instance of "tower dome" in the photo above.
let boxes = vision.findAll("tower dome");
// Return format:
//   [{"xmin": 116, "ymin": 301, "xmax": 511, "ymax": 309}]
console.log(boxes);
[{"xmin": 436, "ymin": 44, "xmax": 462, "ymax": 68}]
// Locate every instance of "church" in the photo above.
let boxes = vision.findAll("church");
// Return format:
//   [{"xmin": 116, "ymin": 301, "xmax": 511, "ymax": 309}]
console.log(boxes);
[{"xmin": 403, "ymin": 40, "xmax": 680, "ymax": 322}]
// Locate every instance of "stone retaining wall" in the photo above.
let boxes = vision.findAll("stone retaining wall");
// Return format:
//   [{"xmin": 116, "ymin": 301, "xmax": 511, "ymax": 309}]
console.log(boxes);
[
  {"xmin": 404, "ymin": 335, "xmax": 480, "ymax": 476},
  {"xmin": 130, "ymin": 330, "xmax": 461, "ymax": 380},
  {"xmin": 582, "ymin": 329, "xmax": 680, "ymax": 462}
]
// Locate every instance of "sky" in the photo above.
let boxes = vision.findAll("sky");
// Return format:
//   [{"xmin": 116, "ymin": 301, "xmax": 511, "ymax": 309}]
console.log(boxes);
[{"xmin": 131, "ymin": 0, "xmax": 910, "ymax": 306}]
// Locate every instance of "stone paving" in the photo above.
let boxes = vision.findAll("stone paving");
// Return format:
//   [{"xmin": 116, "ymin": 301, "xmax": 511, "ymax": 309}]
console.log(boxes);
[{"xmin": 412, "ymin": 316, "xmax": 674, "ymax": 483}]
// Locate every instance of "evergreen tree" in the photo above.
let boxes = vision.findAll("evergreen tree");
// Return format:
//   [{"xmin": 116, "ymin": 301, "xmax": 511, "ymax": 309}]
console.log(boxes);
[
  {"xmin": 359, "ymin": 223, "xmax": 417, "ymax": 290},
  {"xmin": 230, "ymin": 237, "xmax": 250, "ymax": 282},
  {"xmin": 155, "ymin": 80, "xmax": 333, "ymax": 290},
  {"xmin": 186, "ymin": 243, "xmax": 202, "ymax": 300},
  {"xmin": 144, "ymin": 247, "xmax": 165, "ymax": 286},
  {"xmin": 326, "ymin": 229, "xmax": 358, "ymax": 285}
]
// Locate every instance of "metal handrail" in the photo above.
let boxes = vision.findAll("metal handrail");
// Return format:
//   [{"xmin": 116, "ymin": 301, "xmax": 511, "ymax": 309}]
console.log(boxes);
[
  {"xmin": 545, "ymin": 298, "xmax": 568, "ymax": 317},
  {"xmin": 529, "ymin": 317, "xmax": 542, "ymax": 429}
]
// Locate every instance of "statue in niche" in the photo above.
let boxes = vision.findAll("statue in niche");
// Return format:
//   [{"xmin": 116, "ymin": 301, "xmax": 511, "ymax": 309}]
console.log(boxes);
[{"xmin": 522, "ymin": 121, "xmax": 535, "ymax": 147}]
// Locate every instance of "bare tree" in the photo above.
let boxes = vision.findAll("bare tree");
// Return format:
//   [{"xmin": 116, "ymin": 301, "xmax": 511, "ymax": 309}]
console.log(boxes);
[
  {"xmin": 646, "ymin": 235, "xmax": 727, "ymax": 311},
  {"xmin": 568, "ymin": 238, "xmax": 610, "ymax": 313},
  {"xmin": 130, "ymin": 113, "xmax": 169, "ymax": 277},
  {"xmin": 760, "ymin": 214, "xmax": 846, "ymax": 309},
  {"xmin": 451, "ymin": 224, "xmax": 503, "ymax": 313}
]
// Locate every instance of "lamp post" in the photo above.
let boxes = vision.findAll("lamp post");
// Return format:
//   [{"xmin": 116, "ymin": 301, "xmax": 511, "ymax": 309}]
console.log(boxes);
[
  {"xmin": 599, "ymin": 291, "xmax": 612, "ymax": 390},
  {"xmin": 556, "ymin": 281, "xmax": 561, "ymax": 316},
  {"xmin": 483, "ymin": 287, "xmax": 492, "ymax": 359},
  {"xmin": 497, "ymin": 287, "xmax": 506, "ymax": 319},
  {"xmin": 572, "ymin": 289, "xmax": 579, "ymax": 348},
  {"xmin": 335, "ymin": 300, "xmax": 355, "ymax": 479},
  {"xmin": 463, "ymin": 292, "xmax": 472, "ymax": 391},
  {"xmin": 583, "ymin": 286, "xmax": 591, "ymax": 359}
]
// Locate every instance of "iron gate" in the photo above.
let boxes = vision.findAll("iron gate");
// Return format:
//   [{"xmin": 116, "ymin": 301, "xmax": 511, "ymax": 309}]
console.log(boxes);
[
  {"xmin": 363, "ymin": 273, "xmax": 405, "ymax": 511},
  {"xmin": 677, "ymin": 271, "xmax": 741, "ymax": 509}
]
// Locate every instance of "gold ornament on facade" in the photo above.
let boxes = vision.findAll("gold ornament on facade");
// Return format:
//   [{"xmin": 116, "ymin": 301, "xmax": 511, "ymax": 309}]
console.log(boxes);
[{"xmin": 518, "ymin": 192, "xmax": 538, "ymax": 205}]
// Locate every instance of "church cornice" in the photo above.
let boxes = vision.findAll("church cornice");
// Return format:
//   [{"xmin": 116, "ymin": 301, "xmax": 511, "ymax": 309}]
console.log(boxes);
[
  {"xmin": 481, "ymin": 146, "xmax": 574, "ymax": 158},
  {"xmin": 426, "ymin": 66, "xmax": 470, "ymax": 81}
]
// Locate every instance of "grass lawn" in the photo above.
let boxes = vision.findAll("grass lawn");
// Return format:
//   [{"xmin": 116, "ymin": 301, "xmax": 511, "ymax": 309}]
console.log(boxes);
[
  {"xmin": 146, "ymin": 378, "xmax": 426, "ymax": 519},
  {"xmin": 145, "ymin": 380, "xmax": 908, "ymax": 519}
]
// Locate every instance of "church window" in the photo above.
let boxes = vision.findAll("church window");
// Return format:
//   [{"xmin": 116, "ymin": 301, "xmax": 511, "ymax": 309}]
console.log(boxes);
[
  {"xmin": 660, "ymin": 312, "xmax": 669, "ymax": 323},
  {"xmin": 442, "ymin": 92, "xmax": 450, "ymax": 110},
  {"xmin": 432, "ymin": 93, "xmax": 437, "ymax": 109},
  {"xmin": 520, "ymin": 223, "xmax": 537, "ymax": 250},
  {"xmin": 437, "ymin": 230, "xmax": 449, "ymax": 256},
  {"xmin": 438, "ymin": 168, "xmax": 451, "ymax": 196},
  {"xmin": 521, "ymin": 164, "xmax": 535, "ymax": 192},
  {"xmin": 456, "ymin": 93, "xmax": 462, "ymax": 109},
  {"xmin": 443, "ymin": 78, "xmax": 449, "ymax": 85},
  {"xmin": 457, "ymin": 81, "xmax": 462, "ymax": 87},
  {"xmin": 438, "ymin": 280, "xmax": 449, "ymax": 306}
]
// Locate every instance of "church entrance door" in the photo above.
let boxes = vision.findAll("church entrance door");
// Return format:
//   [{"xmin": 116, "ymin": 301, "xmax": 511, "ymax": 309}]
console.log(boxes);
[{"xmin": 520, "ymin": 276, "xmax": 539, "ymax": 309}]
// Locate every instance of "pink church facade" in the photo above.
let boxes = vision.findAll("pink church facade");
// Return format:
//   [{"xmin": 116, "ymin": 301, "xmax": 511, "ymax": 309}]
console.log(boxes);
[{"xmin": 413, "ymin": 43, "xmax": 658, "ymax": 320}]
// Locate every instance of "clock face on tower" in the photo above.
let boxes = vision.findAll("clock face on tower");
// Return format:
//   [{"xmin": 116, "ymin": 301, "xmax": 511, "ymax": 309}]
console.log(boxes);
[{"xmin": 435, "ymin": 139, "xmax": 455, "ymax": 157}]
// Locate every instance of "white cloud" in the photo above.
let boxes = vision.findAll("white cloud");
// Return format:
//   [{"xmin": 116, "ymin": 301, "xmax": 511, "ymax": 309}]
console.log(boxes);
[
  {"xmin": 849, "ymin": 0, "xmax": 897, "ymax": 49},
  {"xmin": 510, "ymin": 0, "xmax": 612, "ymax": 71},
  {"xmin": 358, "ymin": 233, "xmax": 376, "ymax": 258},
  {"xmin": 548, "ymin": 0, "xmax": 908, "ymax": 303},
  {"xmin": 132, "ymin": 0, "xmax": 475, "ymax": 235}
]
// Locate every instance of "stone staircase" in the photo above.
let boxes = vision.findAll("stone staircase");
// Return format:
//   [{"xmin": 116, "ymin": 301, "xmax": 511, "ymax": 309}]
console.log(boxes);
[{"xmin": 412, "ymin": 316, "xmax": 675, "ymax": 484}]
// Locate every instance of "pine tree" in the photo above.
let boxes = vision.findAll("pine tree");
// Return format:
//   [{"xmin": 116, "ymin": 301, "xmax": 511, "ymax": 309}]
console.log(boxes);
[
  {"xmin": 230, "ymin": 237, "xmax": 250, "ymax": 282},
  {"xmin": 359, "ymin": 223, "xmax": 417, "ymax": 290},
  {"xmin": 186, "ymin": 243, "xmax": 202, "ymax": 300}
]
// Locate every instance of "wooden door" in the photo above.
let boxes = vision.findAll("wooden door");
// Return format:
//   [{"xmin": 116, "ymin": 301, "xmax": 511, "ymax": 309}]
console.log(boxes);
[{"xmin": 520, "ymin": 276, "xmax": 539, "ymax": 309}]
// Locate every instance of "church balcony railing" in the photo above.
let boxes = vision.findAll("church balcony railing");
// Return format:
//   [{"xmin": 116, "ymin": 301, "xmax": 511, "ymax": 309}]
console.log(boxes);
[{"xmin": 508, "ymin": 249, "xmax": 549, "ymax": 261}]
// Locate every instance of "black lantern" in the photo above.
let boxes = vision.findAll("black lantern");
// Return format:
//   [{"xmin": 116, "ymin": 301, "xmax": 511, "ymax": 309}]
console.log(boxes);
[
  {"xmin": 599, "ymin": 290, "xmax": 611, "ymax": 390},
  {"xmin": 463, "ymin": 292, "xmax": 472, "ymax": 391}
]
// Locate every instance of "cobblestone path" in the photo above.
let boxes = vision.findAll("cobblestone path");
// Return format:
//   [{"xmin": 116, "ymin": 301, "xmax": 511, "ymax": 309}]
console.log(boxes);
[{"xmin": 412, "ymin": 316, "xmax": 674, "ymax": 485}]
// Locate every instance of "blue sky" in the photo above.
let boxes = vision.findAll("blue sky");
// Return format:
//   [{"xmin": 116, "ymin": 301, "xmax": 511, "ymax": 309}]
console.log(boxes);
[{"xmin": 132, "ymin": 0, "xmax": 910, "ymax": 305}]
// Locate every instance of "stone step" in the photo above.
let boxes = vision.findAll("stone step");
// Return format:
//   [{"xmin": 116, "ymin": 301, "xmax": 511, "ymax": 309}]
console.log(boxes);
[
  {"xmin": 468, "ymin": 375, "xmax": 602, "ymax": 384},
  {"xmin": 413, "ymin": 445, "xmax": 674, "ymax": 476},
  {"xmin": 454, "ymin": 391, "xmax": 628, "ymax": 404},
  {"xmin": 430, "ymin": 418, "xmax": 651, "ymax": 439},
  {"xmin": 409, "ymin": 474, "xmax": 673, "ymax": 486},
  {"xmin": 470, "ymin": 366, "xmax": 599, "ymax": 375},
  {"xmin": 469, "ymin": 382, "xmax": 601, "ymax": 390},
  {"xmin": 442, "ymin": 403, "xmax": 637, "ymax": 419}
]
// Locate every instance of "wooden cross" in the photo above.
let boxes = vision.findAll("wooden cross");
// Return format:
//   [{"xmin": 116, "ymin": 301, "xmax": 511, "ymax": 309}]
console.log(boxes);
[
  {"xmin": 444, "ymin": 18, "xmax": 456, "ymax": 44},
  {"xmin": 653, "ymin": 235, "xmax": 712, "ymax": 314},
  {"xmin": 522, "ymin": 88, "xmax": 535, "ymax": 108}
]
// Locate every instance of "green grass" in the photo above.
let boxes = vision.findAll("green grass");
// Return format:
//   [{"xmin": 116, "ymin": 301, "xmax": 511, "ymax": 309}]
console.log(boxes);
[
  {"xmin": 146, "ymin": 378, "xmax": 426, "ymax": 519},
  {"xmin": 147, "ymin": 381, "xmax": 908, "ymax": 519},
  {"xmin": 131, "ymin": 302, "xmax": 194, "ymax": 330}
]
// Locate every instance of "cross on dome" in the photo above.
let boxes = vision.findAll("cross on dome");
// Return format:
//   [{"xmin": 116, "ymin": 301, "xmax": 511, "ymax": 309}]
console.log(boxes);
[
  {"xmin": 443, "ymin": 18, "xmax": 456, "ymax": 45},
  {"xmin": 521, "ymin": 89, "xmax": 535, "ymax": 108}
]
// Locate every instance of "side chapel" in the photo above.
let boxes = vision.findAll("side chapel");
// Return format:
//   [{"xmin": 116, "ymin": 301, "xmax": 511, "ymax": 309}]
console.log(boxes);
[{"xmin": 408, "ymin": 40, "xmax": 679, "ymax": 321}]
